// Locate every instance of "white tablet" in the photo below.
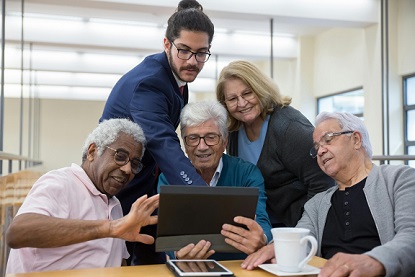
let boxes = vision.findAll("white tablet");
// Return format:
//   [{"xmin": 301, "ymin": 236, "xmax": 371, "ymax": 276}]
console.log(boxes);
[{"xmin": 166, "ymin": 260, "xmax": 234, "ymax": 277}]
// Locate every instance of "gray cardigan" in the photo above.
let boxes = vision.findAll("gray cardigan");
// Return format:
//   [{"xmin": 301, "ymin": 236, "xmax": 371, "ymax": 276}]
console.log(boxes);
[
  {"xmin": 297, "ymin": 164, "xmax": 415, "ymax": 277},
  {"xmin": 228, "ymin": 106, "xmax": 335, "ymax": 226}
]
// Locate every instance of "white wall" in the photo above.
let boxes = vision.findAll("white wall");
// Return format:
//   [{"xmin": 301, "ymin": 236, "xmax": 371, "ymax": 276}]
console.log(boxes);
[
  {"xmin": 293, "ymin": 37, "xmax": 315, "ymax": 122},
  {"xmin": 4, "ymin": 98, "xmax": 104, "ymax": 172},
  {"xmin": 398, "ymin": 0, "xmax": 415, "ymax": 76},
  {"xmin": 39, "ymin": 99, "xmax": 105, "ymax": 171},
  {"xmin": 308, "ymin": 26, "xmax": 385, "ymax": 155},
  {"xmin": 313, "ymin": 28, "xmax": 366, "ymax": 97}
]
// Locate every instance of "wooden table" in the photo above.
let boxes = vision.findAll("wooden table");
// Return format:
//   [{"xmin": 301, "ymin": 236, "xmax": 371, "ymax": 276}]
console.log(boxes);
[{"xmin": 7, "ymin": 257, "xmax": 326, "ymax": 277}]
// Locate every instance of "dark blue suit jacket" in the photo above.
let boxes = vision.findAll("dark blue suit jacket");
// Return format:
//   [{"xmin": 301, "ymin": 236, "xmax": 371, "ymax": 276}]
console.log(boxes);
[{"xmin": 100, "ymin": 52, "xmax": 206, "ymax": 264}]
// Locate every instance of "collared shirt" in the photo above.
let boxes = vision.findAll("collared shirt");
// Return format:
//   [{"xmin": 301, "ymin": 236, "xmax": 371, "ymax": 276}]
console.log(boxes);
[
  {"xmin": 172, "ymin": 72, "xmax": 187, "ymax": 90},
  {"xmin": 209, "ymin": 157, "xmax": 223, "ymax": 187},
  {"xmin": 6, "ymin": 164, "xmax": 129, "ymax": 274}
]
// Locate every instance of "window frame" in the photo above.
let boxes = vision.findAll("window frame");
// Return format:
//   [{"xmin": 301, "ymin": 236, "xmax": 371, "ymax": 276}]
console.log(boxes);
[
  {"xmin": 403, "ymin": 73, "xmax": 415, "ymax": 160},
  {"xmin": 316, "ymin": 87, "xmax": 364, "ymax": 118}
]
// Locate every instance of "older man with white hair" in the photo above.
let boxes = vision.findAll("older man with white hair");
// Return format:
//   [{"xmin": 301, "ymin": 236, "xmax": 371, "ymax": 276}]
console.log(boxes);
[
  {"xmin": 6, "ymin": 118, "xmax": 159, "ymax": 274},
  {"xmin": 242, "ymin": 112, "xmax": 415, "ymax": 277},
  {"xmin": 158, "ymin": 100, "xmax": 272, "ymax": 261}
]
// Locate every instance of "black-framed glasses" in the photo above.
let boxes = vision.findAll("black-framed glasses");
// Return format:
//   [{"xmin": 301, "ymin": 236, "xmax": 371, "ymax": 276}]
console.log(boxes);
[
  {"xmin": 170, "ymin": 41, "xmax": 211, "ymax": 63},
  {"xmin": 105, "ymin": 146, "xmax": 143, "ymax": 174},
  {"xmin": 224, "ymin": 91, "xmax": 256, "ymax": 107},
  {"xmin": 184, "ymin": 134, "xmax": 221, "ymax": 147},
  {"xmin": 310, "ymin": 131, "xmax": 354, "ymax": 158}
]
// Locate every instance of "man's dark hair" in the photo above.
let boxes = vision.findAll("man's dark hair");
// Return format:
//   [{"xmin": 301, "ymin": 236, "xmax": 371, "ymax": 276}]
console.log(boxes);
[
  {"xmin": 177, "ymin": 0, "xmax": 203, "ymax": 11},
  {"xmin": 165, "ymin": 0, "xmax": 214, "ymax": 45}
]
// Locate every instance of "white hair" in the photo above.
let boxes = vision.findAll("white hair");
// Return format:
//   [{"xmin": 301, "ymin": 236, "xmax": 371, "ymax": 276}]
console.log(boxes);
[
  {"xmin": 82, "ymin": 118, "xmax": 146, "ymax": 161},
  {"xmin": 315, "ymin": 112, "xmax": 372, "ymax": 158}
]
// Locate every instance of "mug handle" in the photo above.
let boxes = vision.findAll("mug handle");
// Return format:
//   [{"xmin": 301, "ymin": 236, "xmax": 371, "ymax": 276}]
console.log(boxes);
[{"xmin": 298, "ymin": 235, "xmax": 318, "ymax": 270}]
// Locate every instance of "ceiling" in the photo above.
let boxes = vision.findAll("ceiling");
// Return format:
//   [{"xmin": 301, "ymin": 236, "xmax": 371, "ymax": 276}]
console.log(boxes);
[{"xmin": 5, "ymin": 0, "xmax": 379, "ymax": 100}]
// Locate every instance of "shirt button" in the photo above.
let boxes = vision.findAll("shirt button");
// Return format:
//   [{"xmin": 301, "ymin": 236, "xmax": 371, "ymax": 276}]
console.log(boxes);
[
  {"xmin": 345, "ymin": 212, "xmax": 350, "ymax": 216},
  {"xmin": 180, "ymin": 171, "xmax": 185, "ymax": 176},
  {"xmin": 345, "ymin": 222, "xmax": 350, "ymax": 226},
  {"xmin": 183, "ymin": 174, "xmax": 188, "ymax": 178},
  {"xmin": 187, "ymin": 180, "xmax": 193, "ymax": 185},
  {"xmin": 345, "ymin": 191, "xmax": 349, "ymax": 196},
  {"xmin": 185, "ymin": 177, "xmax": 189, "ymax": 181},
  {"xmin": 344, "ymin": 201, "xmax": 348, "ymax": 205}
]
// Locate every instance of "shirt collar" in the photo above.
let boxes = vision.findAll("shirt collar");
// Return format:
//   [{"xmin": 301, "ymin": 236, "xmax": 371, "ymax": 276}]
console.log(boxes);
[
  {"xmin": 73, "ymin": 163, "xmax": 117, "ymax": 205},
  {"xmin": 172, "ymin": 72, "xmax": 187, "ymax": 88},
  {"xmin": 209, "ymin": 157, "xmax": 223, "ymax": 187}
]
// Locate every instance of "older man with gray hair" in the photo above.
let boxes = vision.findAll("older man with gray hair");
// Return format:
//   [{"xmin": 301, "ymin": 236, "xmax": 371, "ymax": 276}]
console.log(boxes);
[
  {"xmin": 242, "ymin": 112, "xmax": 415, "ymax": 277},
  {"xmin": 158, "ymin": 100, "xmax": 271, "ymax": 261},
  {"xmin": 6, "ymin": 118, "xmax": 159, "ymax": 274}
]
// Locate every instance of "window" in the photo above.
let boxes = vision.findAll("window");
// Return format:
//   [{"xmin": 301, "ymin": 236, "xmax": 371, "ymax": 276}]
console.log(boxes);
[
  {"xmin": 403, "ymin": 74, "xmax": 415, "ymax": 167},
  {"xmin": 317, "ymin": 87, "xmax": 364, "ymax": 119}
]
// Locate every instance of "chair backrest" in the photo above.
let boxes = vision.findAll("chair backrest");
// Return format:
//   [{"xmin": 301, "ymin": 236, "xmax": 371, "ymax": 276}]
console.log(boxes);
[{"xmin": 0, "ymin": 169, "xmax": 44, "ymax": 276}]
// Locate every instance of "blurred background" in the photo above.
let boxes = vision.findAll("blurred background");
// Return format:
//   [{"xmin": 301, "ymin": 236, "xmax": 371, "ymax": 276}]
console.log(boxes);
[{"xmin": 1, "ymin": 0, "xmax": 415, "ymax": 172}]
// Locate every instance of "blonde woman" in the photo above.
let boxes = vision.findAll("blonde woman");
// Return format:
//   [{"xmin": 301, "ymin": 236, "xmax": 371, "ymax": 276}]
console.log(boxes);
[{"xmin": 216, "ymin": 60, "xmax": 334, "ymax": 227}]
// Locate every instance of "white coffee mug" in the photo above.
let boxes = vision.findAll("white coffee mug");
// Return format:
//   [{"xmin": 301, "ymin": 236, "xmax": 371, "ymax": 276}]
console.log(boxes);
[{"xmin": 272, "ymin": 227, "xmax": 318, "ymax": 273}]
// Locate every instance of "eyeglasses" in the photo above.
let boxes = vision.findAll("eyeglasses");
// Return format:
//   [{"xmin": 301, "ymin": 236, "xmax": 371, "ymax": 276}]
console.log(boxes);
[
  {"xmin": 309, "ymin": 131, "xmax": 354, "ymax": 158},
  {"xmin": 105, "ymin": 146, "xmax": 143, "ymax": 174},
  {"xmin": 224, "ymin": 91, "xmax": 256, "ymax": 107},
  {"xmin": 184, "ymin": 134, "xmax": 221, "ymax": 147},
  {"xmin": 170, "ymin": 41, "xmax": 211, "ymax": 63}
]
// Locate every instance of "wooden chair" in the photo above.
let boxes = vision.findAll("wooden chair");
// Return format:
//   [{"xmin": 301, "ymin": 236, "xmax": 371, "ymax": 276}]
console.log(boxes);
[
  {"xmin": 0, "ymin": 170, "xmax": 43, "ymax": 275},
  {"xmin": 1, "ymin": 174, "xmax": 18, "ymax": 277}
]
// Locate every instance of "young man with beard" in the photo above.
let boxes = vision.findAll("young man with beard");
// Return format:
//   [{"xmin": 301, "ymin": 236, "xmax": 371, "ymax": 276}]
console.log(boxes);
[{"xmin": 99, "ymin": 0, "xmax": 214, "ymax": 265}]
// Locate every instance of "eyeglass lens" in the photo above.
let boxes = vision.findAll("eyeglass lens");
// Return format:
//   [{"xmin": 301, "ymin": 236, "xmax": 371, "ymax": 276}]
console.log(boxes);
[
  {"xmin": 171, "ymin": 41, "xmax": 210, "ymax": 62},
  {"xmin": 185, "ymin": 134, "xmax": 220, "ymax": 146},
  {"xmin": 225, "ymin": 91, "xmax": 255, "ymax": 106},
  {"xmin": 309, "ymin": 131, "xmax": 353, "ymax": 158},
  {"xmin": 107, "ymin": 146, "xmax": 143, "ymax": 174}
]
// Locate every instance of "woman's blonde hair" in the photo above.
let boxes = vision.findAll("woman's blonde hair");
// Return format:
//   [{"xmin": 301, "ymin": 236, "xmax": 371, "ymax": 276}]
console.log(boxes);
[{"xmin": 216, "ymin": 60, "xmax": 292, "ymax": 131}]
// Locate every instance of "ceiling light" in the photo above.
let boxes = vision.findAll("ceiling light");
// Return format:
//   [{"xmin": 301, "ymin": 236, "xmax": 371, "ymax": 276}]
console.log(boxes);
[
  {"xmin": 8, "ymin": 12, "xmax": 83, "ymax": 22},
  {"xmin": 89, "ymin": 18, "xmax": 159, "ymax": 27}
]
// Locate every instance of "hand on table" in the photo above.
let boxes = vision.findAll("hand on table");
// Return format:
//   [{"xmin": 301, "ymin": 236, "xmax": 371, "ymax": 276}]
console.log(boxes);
[
  {"xmin": 176, "ymin": 240, "xmax": 215, "ymax": 260},
  {"xmin": 241, "ymin": 243, "xmax": 275, "ymax": 270},
  {"xmin": 318, "ymin": 253, "xmax": 385, "ymax": 277},
  {"xmin": 221, "ymin": 216, "xmax": 267, "ymax": 255}
]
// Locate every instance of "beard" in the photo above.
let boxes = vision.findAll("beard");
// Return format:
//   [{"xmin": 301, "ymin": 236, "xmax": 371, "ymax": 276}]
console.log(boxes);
[{"xmin": 168, "ymin": 50, "xmax": 201, "ymax": 83}]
